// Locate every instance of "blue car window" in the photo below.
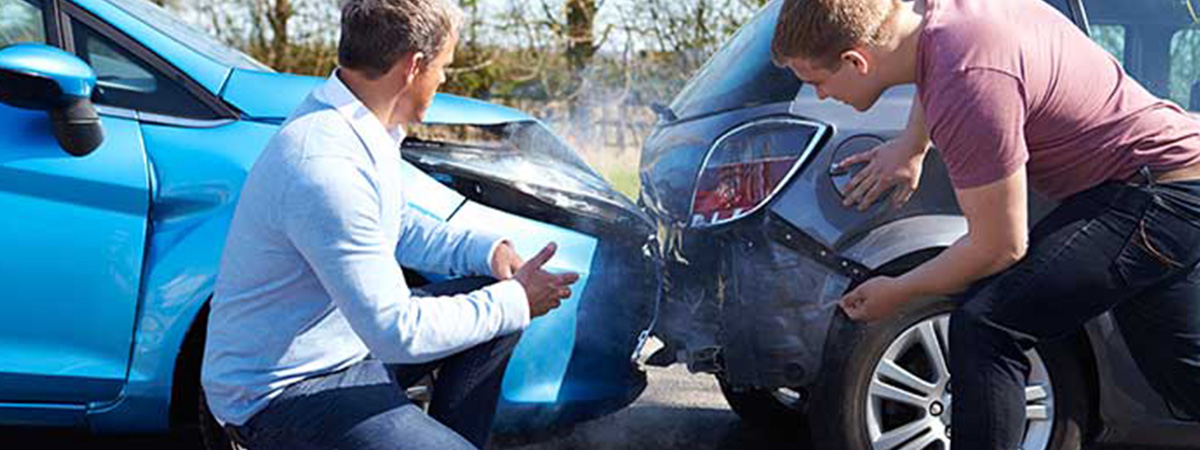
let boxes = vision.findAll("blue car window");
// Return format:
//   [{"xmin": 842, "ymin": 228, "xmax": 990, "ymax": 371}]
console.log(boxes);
[
  {"xmin": 71, "ymin": 17, "xmax": 217, "ymax": 119},
  {"xmin": 1084, "ymin": 0, "xmax": 1200, "ymax": 110},
  {"xmin": 0, "ymin": 0, "xmax": 44, "ymax": 47}
]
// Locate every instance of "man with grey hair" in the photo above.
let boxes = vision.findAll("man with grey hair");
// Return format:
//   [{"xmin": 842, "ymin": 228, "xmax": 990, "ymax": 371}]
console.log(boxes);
[{"xmin": 200, "ymin": 0, "xmax": 579, "ymax": 448}]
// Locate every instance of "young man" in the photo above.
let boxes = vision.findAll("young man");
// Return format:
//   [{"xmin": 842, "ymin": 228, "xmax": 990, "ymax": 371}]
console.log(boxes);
[
  {"xmin": 772, "ymin": 0, "xmax": 1200, "ymax": 448},
  {"xmin": 201, "ymin": 1, "xmax": 579, "ymax": 449}
]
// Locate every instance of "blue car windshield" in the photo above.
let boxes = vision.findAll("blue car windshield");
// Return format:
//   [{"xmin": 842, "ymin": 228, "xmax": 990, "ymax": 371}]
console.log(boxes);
[{"xmin": 105, "ymin": 0, "xmax": 272, "ymax": 72}]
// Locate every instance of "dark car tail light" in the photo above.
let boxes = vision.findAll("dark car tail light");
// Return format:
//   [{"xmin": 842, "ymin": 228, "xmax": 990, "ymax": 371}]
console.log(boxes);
[{"xmin": 690, "ymin": 117, "xmax": 829, "ymax": 227}]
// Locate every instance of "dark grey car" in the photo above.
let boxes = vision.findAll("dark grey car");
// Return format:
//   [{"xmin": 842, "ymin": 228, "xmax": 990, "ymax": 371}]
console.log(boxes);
[{"xmin": 638, "ymin": 0, "xmax": 1200, "ymax": 449}]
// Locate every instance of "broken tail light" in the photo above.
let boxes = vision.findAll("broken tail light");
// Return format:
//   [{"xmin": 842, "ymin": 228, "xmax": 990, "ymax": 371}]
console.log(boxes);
[{"xmin": 690, "ymin": 117, "xmax": 829, "ymax": 227}]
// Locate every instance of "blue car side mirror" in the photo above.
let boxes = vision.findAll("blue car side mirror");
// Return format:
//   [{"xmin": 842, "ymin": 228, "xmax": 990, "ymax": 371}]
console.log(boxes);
[{"xmin": 0, "ymin": 44, "xmax": 104, "ymax": 157}]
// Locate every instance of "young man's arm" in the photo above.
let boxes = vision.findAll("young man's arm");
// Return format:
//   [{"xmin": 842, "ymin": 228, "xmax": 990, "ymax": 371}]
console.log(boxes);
[
  {"xmin": 841, "ymin": 170, "xmax": 1029, "ymax": 321},
  {"xmin": 905, "ymin": 169, "xmax": 1029, "ymax": 294},
  {"xmin": 841, "ymin": 68, "xmax": 1031, "ymax": 322}
]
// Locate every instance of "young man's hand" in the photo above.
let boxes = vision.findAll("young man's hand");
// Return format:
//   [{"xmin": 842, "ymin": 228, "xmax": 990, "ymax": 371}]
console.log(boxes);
[
  {"xmin": 514, "ymin": 243, "xmax": 581, "ymax": 318},
  {"xmin": 840, "ymin": 276, "xmax": 912, "ymax": 323},
  {"xmin": 836, "ymin": 134, "xmax": 929, "ymax": 211},
  {"xmin": 490, "ymin": 241, "xmax": 522, "ymax": 280}
]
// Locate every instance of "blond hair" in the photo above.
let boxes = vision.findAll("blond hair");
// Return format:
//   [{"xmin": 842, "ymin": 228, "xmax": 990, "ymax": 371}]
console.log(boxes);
[{"xmin": 770, "ymin": 0, "xmax": 898, "ymax": 70}]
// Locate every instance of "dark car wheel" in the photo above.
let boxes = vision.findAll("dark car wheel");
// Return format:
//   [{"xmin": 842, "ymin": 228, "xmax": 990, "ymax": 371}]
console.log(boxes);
[
  {"xmin": 199, "ymin": 389, "xmax": 242, "ymax": 450},
  {"xmin": 717, "ymin": 376, "xmax": 809, "ymax": 432},
  {"xmin": 810, "ymin": 297, "xmax": 1090, "ymax": 450}
]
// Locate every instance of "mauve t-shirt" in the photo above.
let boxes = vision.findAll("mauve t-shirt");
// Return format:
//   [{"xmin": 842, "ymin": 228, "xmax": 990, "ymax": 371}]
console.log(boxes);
[{"xmin": 917, "ymin": 0, "xmax": 1200, "ymax": 201}]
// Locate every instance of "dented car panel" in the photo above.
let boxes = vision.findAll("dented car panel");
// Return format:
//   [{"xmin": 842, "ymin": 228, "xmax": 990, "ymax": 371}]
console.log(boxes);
[
  {"xmin": 639, "ymin": 0, "xmax": 1200, "ymax": 447},
  {"xmin": 401, "ymin": 122, "xmax": 659, "ymax": 432},
  {"xmin": 642, "ymin": 85, "xmax": 961, "ymax": 388}
]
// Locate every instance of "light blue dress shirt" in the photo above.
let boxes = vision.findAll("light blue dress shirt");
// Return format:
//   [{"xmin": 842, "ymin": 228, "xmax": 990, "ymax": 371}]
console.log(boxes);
[{"xmin": 201, "ymin": 73, "xmax": 530, "ymax": 426}]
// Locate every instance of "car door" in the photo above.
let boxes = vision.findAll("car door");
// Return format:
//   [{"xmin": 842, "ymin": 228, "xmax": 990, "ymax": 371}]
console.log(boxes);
[{"xmin": 0, "ymin": 0, "xmax": 149, "ymax": 404}]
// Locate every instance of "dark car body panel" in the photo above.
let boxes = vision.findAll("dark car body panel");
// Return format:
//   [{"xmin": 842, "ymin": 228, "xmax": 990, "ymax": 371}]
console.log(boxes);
[{"xmin": 639, "ymin": 0, "xmax": 1200, "ymax": 446}]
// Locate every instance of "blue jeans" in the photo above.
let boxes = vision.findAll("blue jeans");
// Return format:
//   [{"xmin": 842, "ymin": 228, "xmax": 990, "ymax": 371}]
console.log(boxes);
[
  {"xmin": 229, "ymin": 277, "xmax": 522, "ymax": 450},
  {"xmin": 951, "ymin": 177, "xmax": 1200, "ymax": 449}
]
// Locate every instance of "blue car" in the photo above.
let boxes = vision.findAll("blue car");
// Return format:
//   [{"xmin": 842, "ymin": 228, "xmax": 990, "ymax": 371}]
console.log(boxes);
[{"xmin": 0, "ymin": 0, "xmax": 658, "ymax": 444}]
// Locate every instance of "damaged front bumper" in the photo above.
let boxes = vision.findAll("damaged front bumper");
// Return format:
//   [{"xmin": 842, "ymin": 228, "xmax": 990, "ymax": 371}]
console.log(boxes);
[{"xmin": 401, "ymin": 122, "xmax": 662, "ymax": 434}]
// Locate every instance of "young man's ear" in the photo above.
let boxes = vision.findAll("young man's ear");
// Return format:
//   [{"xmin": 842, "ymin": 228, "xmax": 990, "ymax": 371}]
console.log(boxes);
[{"xmin": 841, "ymin": 49, "xmax": 872, "ymax": 75}]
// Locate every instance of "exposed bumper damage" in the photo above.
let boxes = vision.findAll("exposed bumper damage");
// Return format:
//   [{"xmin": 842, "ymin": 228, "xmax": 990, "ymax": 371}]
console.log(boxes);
[
  {"xmin": 651, "ymin": 214, "xmax": 859, "ymax": 389},
  {"xmin": 402, "ymin": 120, "xmax": 867, "ymax": 397}
]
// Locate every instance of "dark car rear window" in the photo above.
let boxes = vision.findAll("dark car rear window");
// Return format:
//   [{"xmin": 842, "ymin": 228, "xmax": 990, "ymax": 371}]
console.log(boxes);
[
  {"xmin": 668, "ymin": 0, "xmax": 801, "ymax": 120},
  {"xmin": 1085, "ymin": 0, "xmax": 1200, "ymax": 111}
]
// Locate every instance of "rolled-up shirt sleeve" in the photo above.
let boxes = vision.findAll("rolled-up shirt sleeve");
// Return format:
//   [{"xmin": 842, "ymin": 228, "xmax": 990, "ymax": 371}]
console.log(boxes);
[{"xmin": 280, "ymin": 155, "xmax": 529, "ymax": 364}]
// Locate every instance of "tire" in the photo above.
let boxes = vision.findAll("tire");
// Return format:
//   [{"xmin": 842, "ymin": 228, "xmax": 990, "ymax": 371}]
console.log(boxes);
[
  {"xmin": 717, "ymin": 375, "xmax": 809, "ymax": 432},
  {"xmin": 809, "ymin": 296, "xmax": 1090, "ymax": 450},
  {"xmin": 199, "ymin": 388, "xmax": 242, "ymax": 450}
]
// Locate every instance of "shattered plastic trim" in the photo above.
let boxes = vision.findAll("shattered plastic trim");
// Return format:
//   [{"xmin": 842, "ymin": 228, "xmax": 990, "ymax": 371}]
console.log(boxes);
[{"xmin": 653, "ymin": 214, "xmax": 853, "ymax": 387}]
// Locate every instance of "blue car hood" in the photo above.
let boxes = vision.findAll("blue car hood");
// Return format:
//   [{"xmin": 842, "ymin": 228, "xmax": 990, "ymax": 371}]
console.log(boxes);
[{"xmin": 220, "ymin": 69, "xmax": 533, "ymax": 124}]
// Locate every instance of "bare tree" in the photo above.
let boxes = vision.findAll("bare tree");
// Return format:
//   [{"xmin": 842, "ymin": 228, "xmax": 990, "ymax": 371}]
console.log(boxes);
[
  {"xmin": 566, "ymin": 0, "xmax": 598, "ymax": 80},
  {"xmin": 565, "ymin": 0, "xmax": 599, "ymax": 131},
  {"xmin": 266, "ymin": 0, "xmax": 295, "ymax": 69},
  {"xmin": 185, "ymin": 0, "xmax": 337, "ymax": 75}
]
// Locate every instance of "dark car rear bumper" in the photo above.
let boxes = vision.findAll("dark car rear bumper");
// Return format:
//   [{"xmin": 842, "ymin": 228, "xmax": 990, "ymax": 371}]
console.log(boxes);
[{"xmin": 651, "ymin": 213, "xmax": 855, "ymax": 389}]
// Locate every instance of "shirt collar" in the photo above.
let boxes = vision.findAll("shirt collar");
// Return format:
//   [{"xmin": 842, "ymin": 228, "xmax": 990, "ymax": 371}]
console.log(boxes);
[{"xmin": 313, "ymin": 70, "xmax": 407, "ymax": 164}]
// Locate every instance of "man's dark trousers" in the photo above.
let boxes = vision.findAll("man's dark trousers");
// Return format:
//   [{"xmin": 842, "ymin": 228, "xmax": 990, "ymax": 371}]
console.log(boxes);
[
  {"xmin": 228, "ymin": 277, "xmax": 521, "ymax": 450},
  {"xmin": 951, "ymin": 176, "xmax": 1200, "ymax": 450}
]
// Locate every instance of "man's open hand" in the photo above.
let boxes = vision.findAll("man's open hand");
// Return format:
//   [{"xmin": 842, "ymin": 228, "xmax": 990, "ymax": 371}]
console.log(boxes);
[{"xmin": 514, "ymin": 243, "xmax": 580, "ymax": 318}]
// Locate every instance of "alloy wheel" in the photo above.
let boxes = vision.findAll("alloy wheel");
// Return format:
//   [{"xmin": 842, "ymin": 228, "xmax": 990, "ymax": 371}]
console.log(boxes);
[{"xmin": 864, "ymin": 314, "xmax": 1054, "ymax": 450}]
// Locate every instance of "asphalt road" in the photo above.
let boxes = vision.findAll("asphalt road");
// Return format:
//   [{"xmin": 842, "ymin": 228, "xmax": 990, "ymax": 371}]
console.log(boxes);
[
  {"xmin": 0, "ymin": 366, "xmax": 1176, "ymax": 450},
  {"xmin": 495, "ymin": 365, "xmax": 802, "ymax": 450},
  {"xmin": 0, "ymin": 365, "xmax": 803, "ymax": 450}
]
